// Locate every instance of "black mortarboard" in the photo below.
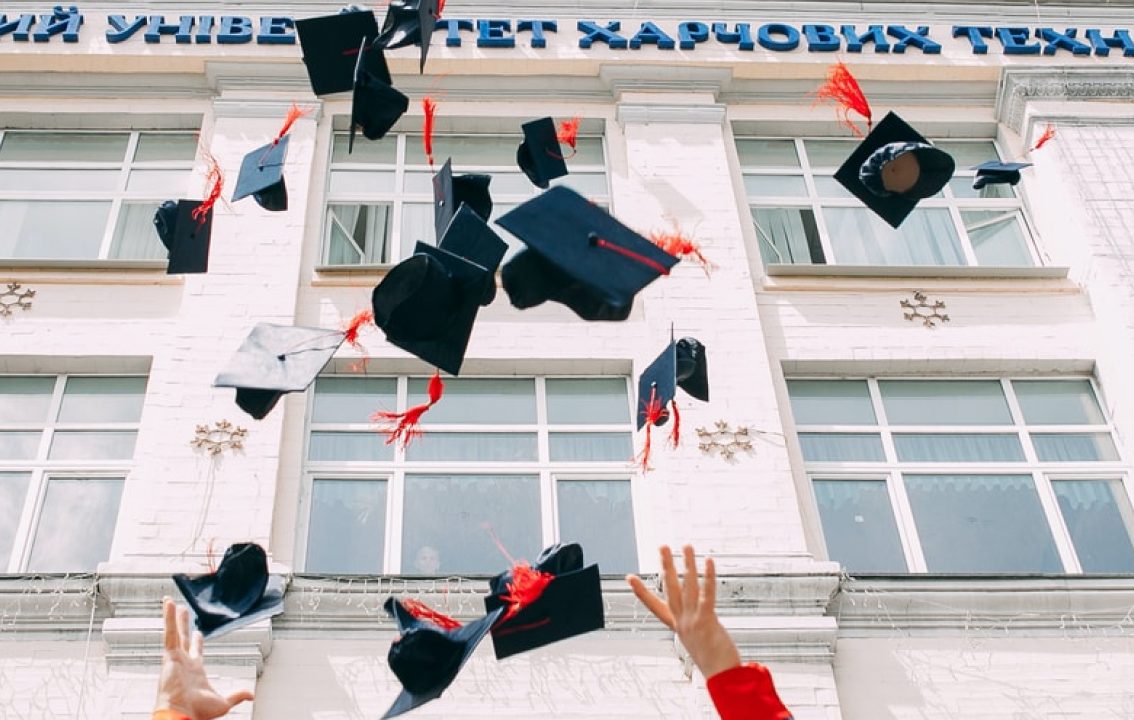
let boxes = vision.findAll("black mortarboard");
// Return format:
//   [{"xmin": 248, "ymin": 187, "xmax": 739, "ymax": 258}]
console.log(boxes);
[
  {"xmin": 676, "ymin": 337, "xmax": 710, "ymax": 402},
  {"xmin": 232, "ymin": 135, "xmax": 289, "ymax": 212},
  {"xmin": 497, "ymin": 186, "xmax": 679, "ymax": 321},
  {"xmin": 351, "ymin": 40, "xmax": 409, "ymax": 154},
  {"xmin": 172, "ymin": 543, "xmax": 285, "ymax": 640},
  {"xmin": 382, "ymin": 598, "xmax": 503, "ymax": 718},
  {"xmin": 516, "ymin": 117, "xmax": 568, "ymax": 189},
  {"xmin": 376, "ymin": 0, "xmax": 437, "ymax": 74},
  {"xmin": 432, "ymin": 158, "xmax": 493, "ymax": 241},
  {"xmin": 371, "ymin": 209, "xmax": 497, "ymax": 375},
  {"xmin": 214, "ymin": 323, "xmax": 346, "ymax": 420},
  {"xmin": 296, "ymin": 9, "xmax": 380, "ymax": 96},
  {"xmin": 834, "ymin": 111, "xmax": 956, "ymax": 229},
  {"xmin": 972, "ymin": 161, "xmax": 1032, "ymax": 190},
  {"xmin": 436, "ymin": 203, "xmax": 506, "ymax": 306},
  {"xmin": 483, "ymin": 543, "xmax": 604, "ymax": 660},
  {"xmin": 636, "ymin": 337, "xmax": 711, "ymax": 430},
  {"xmin": 153, "ymin": 199, "xmax": 211, "ymax": 274}
]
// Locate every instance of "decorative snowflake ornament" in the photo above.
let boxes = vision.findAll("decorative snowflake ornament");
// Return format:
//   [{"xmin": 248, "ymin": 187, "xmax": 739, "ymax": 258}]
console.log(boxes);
[
  {"xmin": 696, "ymin": 421, "xmax": 755, "ymax": 460},
  {"xmin": 900, "ymin": 291, "xmax": 949, "ymax": 328},
  {"xmin": 191, "ymin": 420, "xmax": 248, "ymax": 456},
  {"xmin": 0, "ymin": 282, "xmax": 35, "ymax": 317}
]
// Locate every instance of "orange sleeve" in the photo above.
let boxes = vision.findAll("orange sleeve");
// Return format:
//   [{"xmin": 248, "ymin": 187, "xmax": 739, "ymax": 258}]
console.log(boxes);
[
  {"xmin": 153, "ymin": 710, "xmax": 192, "ymax": 720},
  {"xmin": 705, "ymin": 663, "xmax": 793, "ymax": 720}
]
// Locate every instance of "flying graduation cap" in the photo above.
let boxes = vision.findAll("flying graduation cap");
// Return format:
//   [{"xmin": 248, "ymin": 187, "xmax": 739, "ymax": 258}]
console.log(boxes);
[
  {"xmin": 350, "ymin": 38, "xmax": 410, "ymax": 153},
  {"xmin": 153, "ymin": 156, "xmax": 223, "ymax": 274},
  {"xmin": 833, "ymin": 111, "xmax": 956, "ymax": 229},
  {"xmin": 432, "ymin": 157, "xmax": 493, "ymax": 241},
  {"xmin": 172, "ymin": 543, "xmax": 285, "ymax": 640},
  {"xmin": 972, "ymin": 161, "xmax": 1032, "ymax": 190},
  {"xmin": 497, "ymin": 186, "xmax": 680, "ymax": 321},
  {"xmin": 636, "ymin": 336, "xmax": 710, "ymax": 470},
  {"xmin": 232, "ymin": 105, "xmax": 310, "ymax": 212},
  {"xmin": 516, "ymin": 117, "xmax": 569, "ymax": 189},
  {"xmin": 382, "ymin": 597, "xmax": 503, "ymax": 719},
  {"xmin": 377, "ymin": 0, "xmax": 439, "ymax": 74},
  {"xmin": 295, "ymin": 9, "xmax": 380, "ymax": 96},
  {"xmin": 483, "ymin": 543, "xmax": 604, "ymax": 660}
]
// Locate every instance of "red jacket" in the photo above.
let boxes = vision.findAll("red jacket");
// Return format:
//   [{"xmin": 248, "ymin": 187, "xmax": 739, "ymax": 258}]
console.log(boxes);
[{"xmin": 706, "ymin": 663, "xmax": 793, "ymax": 720}]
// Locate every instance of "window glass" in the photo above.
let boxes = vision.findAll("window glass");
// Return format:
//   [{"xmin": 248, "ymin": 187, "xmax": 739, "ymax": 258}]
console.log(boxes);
[
  {"xmin": 26, "ymin": 477, "xmax": 124, "ymax": 572},
  {"xmin": 328, "ymin": 169, "xmax": 397, "ymax": 195},
  {"xmin": 0, "ymin": 432, "xmax": 43, "ymax": 460},
  {"xmin": 548, "ymin": 432, "xmax": 632, "ymax": 462},
  {"xmin": 546, "ymin": 378, "xmax": 629, "ymax": 424},
  {"xmin": 125, "ymin": 169, "xmax": 191, "ymax": 194},
  {"xmin": 963, "ymin": 211, "xmax": 1033, "ymax": 266},
  {"xmin": 0, "ymin": 169, "xmax": 120, "ymax": 192},
  {"xmin": 0, "ymin": 200, "xmax": 111, "ymax": 260},
  {"xmin": 306, "ymin": 479, "xmax": 387, "ymax": 574},
  {"xmin": 408, "ymin": 378, "xmax": 536, "ymax": 424},
  {"xmin": 325, "ymin": 203, "xmax": 390, "ymax": 265},
  {"xmin": 308, "ymin": 432, "xmax": 395, "ymax": 462},
  {"xmin": 312, "ymin": 378, "xmax": 397, "ymax": 424},
  {"xmin": 798, "ymin": 433, "xmax": 885, "ymax": 462},
  {"xmin": 736, "ymin": 139, "xmax": 799, "ymax": 167},
  {"xmin": 1052, "ymin": 480, "xmax": 1134, "ymax": 573},
  {"xmin": 787, "ymin": 380, "xmax": 876, "ymax": 425},
  {"xmin": 0, "ymin": 376, "xmax": 55, "ymax": 423},
  {"xmin": 0, "ymin": 132, "xmax": 128, "ymax": 162},
  {"xmin": 949, "ymin": 177, "xmax": 1014, "ymax": 200},
  {"xmin": 557, "ymin": 480, "xmax": 637, "ymax": 573},
  {"xmin": 932, "ymin": 141, "xmax": 999, "ymax": 167},
  {"xmin": 824, "ymin": 208, "xmax": 964, "ymax": 266},
  {"xmin": 752, "ymin": 207, "xmax": 823, "ymax": 265},
  {"xmin": 801, "ymin": 140, "xmax": 857, "ymax": 167},
  {"xmin": 58, "ymin": 377, "xmax": 147, "ymax": 423},
  {"xmin": 133, "ymin": 133, "xmax": 199, "ymax": 162},
  {"xmin": 813, "ymin": 479, "xmax": 907, "ymax": 573},
  {"xmin": 879, "ymin": 380, "xmax": 1012, "ymax": 425},
  {"xmin": 0, "ymin": 472, "xmax": 30, "ymax": 568},
  {"xmin": 48, "ymin": 431, "xmax": 137, "ymax": 460},
  {"xmin": 743, "ymin": 174, "xmax": 807, "ymax": 197},
  {"xmin": 1032, "ymin": 433, "xmax": 1120, "ymax": 462},
  {"xmin": 111, "ymin": 202, "xmax": 171, "ymax": 260},
  {"xmin": 1013, "ymin": 380, "xmax": 1105, "ymax": 425},
  {"xmin": 892, "ymin": 434, "xmax": 1025, "ymax": 462},
  {"xmin": 404, "ymin": 432, "xmax": 538, "ymax": 462},
  {"xmin": 331, "ymin": 134, "xmax": 397, "ymax": 163}
]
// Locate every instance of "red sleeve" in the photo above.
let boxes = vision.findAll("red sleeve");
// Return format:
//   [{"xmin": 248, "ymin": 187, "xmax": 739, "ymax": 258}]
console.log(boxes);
[{"xmin": 706, "ymin": 663, "xmax": 793, "ymax": 720}]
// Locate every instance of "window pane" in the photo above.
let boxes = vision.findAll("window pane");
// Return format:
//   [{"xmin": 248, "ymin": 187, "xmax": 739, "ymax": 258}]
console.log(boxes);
[
  {"xmin": 404, "ymin": 432, "xmax": 538, "ymax": 462},
  {"xmin": 949, "ymin": 176, "xmax": 1015, "ymax": 200},
  {"xmin": 893, "ymin": 434, "xmax": 1025, "ymax": 462},
  {"xmin": 306, "ymin": 479, "xmax": 387, "ymax": 574},
  {"xmin": 802, "ymin": 140, "xmax": 857, "ymax": 167},
  {"xmin": 48, "ymin": 431, "xmax": 137, "ymax": 460},
  {"xmin": 570, "ymin": 137, "xmax": 605, "ymax": 166},
  {"xmin": 798, "ymin": 433, "xmax": 885, "ymax": 462},
  {"xmin": 1032, "ymin": 433, "xmax": 1120, "ymax": 462},
  {"xmin": 328, "ymin": 169, "xmax": 396, "ymax": 195},
  {"xmin": 331, "ymin": 134, "xmax": 397, "ymax": 164},
  {"xmin": 312, "ymin": 378, "xmax": 397, "ymax": 424},
  {"xmin": 0, "ymin": 376, "xmax": 54, "ymax": 423},
  {"xmin": 824, "ymin": 208, "xmax": 965, "ymax": 266},
  {"xmin": 1013, "ymin": 380, "xmax": 1105, "ymax": 425},
  {"xmin": 548, "ymin": 172, "xmax": 608, "ymax": 197},
  {"xmin": 932, "ymin": 141, "xmax": 999, "ymax": 168},
  {"xmin": 401, "ymin": 474, "xmax": 540, "ymax": 574},
  {"xmin": 415, "ymin": 135, "xmax": 515, "ymax": 166},
  {"xmin": 0, "ymin": 132, "xmax": 128, "ymax": 162},
  {"xmin": 403, "ymin": 171, "xmax": 434, "ymax": 195},
  {"xmin": 879, "ymin": 380, "xmax": 1012, "ymax": 425},
  {"xmin": 0, "ymin": 168, "xmax": 120, "ymax": 192},
  {"xmin": 0, "ymin": 472, "xmax": 30, "ymax": 569},
  {"xmin": 483, "ymin": 172, "xmax": 535, "ymax": 195},
  {"xmin": 546, "ymin": 378, "xmax": 629, "ymax": 424},
  {"xmin": 0, "ymin": 432, "xmax": 42, "ymax": 460},
  {"xmin": 0, "ymin": 200, "xmax": 111, "ymax": 260},
  {"xmin": 787, "ymin": 380, "xmax": 876, "ymax": 425},
  {"xmin": 813, "ymin": 480, "xmax": 907, "ymax": 573},
  {"xmin": 133, "ymin": 133, "xmax": 199, "ymax": 162},
  {"xmin": 744, "ymin": 174, "xmax": 807, "ymax": 197},
  {"xmin": 308, "ymin": 432, "xmax": 394, "ymax": 462},
  {"xmin": 408, "ymin": 378, "xmax": 536, "ymax": 424},
  {"xmin": 736, "ymin": 139, "xmax": 800, "ymax": 168},
  {"xmin": 963, "ymin": 211, "xmax": 1033, "ymax": 266},
  {"xmin": 812, "ymin": 175, "xmax": 857, "ymax": 199},
  {"xmin": 110, "ymin": 202, "xmax": 170, "ymax": 260},
  {"xmin": 325, "ymin": 203, "xmax": 390, "ymax": 265},
  {"xmin": 903, "ymin": 474, "xmax": 1062, "ymax": 572},
  {"xmin": 752, "ymin": 207, "xmax": 824, "ymax": 265},
  {"xmin": 557, "ymin": 480, "xmax": 637, "ymax": 573},
  {"xmin": 27, "ymin": 477, "xmax": 124, "ymax": 572},
  {"xmin": 1052, "ymin": 480, "xmax": 1134, "ymax": 573},
  {"xmin": 399, "ymin": 202, "xmax": 435, "ymax": 259},
  {"xmin": 58, "ymin": 377, "xmax": 146, "ymax": 422},
  {"xmin": 549, "ymin": 432, "xmax": 632, "ymax": 461},
  {"xmin": 126, "ymin": 169, "xmax": 191, "ymax": 194}
]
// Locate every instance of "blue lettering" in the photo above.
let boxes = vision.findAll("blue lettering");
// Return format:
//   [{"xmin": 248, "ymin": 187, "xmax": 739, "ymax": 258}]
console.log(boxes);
[
  {"xmin": 0, "ymin": 13, "xmax": 36, "ymax": 41},
  {"xmin": 477, "ymin": 18, "xmax": 514, "ymax": 48},
  {"xmin": 887, "ymin": 25, "xmax": 941, "ymax": 53},
  {"xmin": 714, "ymin": 22, "xmax": 755, "ymax": 50},
  {"xmin": 757, "ymin": 23, "xmax": 799, "ymax": 51},
  {"xmin": 217, "ymin": 16, "xmax": 252, "ymax": 44},
  {"xmin": 677, "ymin": 21, "xmax": 708, "ymax": 49},
  {"xmin": 577, "ymin": 20, "xmax": 626, "ymax": 49},
  {"xmin": 517, "ymin": 19, "xmax": 556, "ymax": 48},
  {"xmin": 841, "ymin": 25, "xmax": 889, "ymax": 53},
  {"xmin": 257, "ymin": 16, "xmax": 294, "ymax": 44},
  {"xmin": 1086, "ymin": 28, "xmax": 1134, "ymax": 57},
  {"xmin": 803, "ymin": 24, "xmax": 839, "ymax": 51},
  {"xmin": 1037, "ymin": 27, "xmax": 1091, "ymax": 56},
  {"xmin": 106, "ymin": 14, "xmax": 145, "ymax": 42},
  {"xmin": 33, "ymin": 5, "xmax": 81, "ymax": 42},
  {"xmin": 995, "ymin": 27, "xmax": 1040, "ymax": 54},
  {"xmin": 629, "ymin": 21, "xmax": 675, "ymax": 49},
  {"xmin": 953, "ymin": 25, "xmax": 992, "ymax": 54},
  {"xmin": 195, "ymin": 14, "xmax": 213, "ymax": 43},
  {"xmin": 145, "ymin": 15, "xmax": 194, "ymax": 44}
]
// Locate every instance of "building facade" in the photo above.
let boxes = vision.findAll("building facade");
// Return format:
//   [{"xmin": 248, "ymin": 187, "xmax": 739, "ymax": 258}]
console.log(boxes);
[{"xmin": 2, "ymin": 1, "xmax": 1134, "ymax": 717}]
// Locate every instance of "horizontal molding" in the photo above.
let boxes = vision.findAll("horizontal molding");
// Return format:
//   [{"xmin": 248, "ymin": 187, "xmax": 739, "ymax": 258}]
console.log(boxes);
[
  {"xmin": 103, "ymin": 617, "xmax": 270, "ymax": 675},
  {"xmin": 0, "ymin": 575, "xmax": 101, "ymax": 632},
  {"xmin": 618, "ymin": 101, "xmax": 727, "ymax": 125},
  {"xmin": 997, "ymin": 67, "xmax": 1134, "ymax": 132},
  {"xmin": 764, "ymin": 263, "xmax": 1072, "ymax": 280},
  {"xmin": 212, "ymin": 97, "xmax": 324, "ymax": 120}
]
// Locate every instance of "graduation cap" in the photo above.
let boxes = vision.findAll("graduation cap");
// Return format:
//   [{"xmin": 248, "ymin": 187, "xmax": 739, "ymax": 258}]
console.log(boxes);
[
  {"xmin": 153, "ymin": 199, "xmax": 212, "ymax": 274},
  {"xmin": 432, "ymin": 157, "xmax": 493, "ymax": 241},
  {"xmin": 377, "ymin": 0, "xmax": 438, "ymax": 74},
  {"xmin": 635, "ymin": 336, "xmax": 710, "ymax": 469},
  {"xmin": 972, "ymin": 161, "xmax": 1031, "ymax": 190},
  {"xmin": 232, "ymin": 136, "xmax": 290, "ymax": 212},
  {"xmin": 296, "ymin": 9, "xmax": 380, "ymax": 96},
  {"xmin": 214, "ymin": 323, "xmax": 346, "ymax": 420},
  {"xmin": 516, "ymin": 117, "xmax": 568, "ymax": 189},
  {"xmin": 483, "ymin": 543, "xmax": 604, "ymax": 660},
  {"xmin": 382, "ymin": 597, "xmax": 503, "ymax": 718},
  {"xmin": 172, "ymin": 543, "xmax": 285, "ymax": 640},
  {"xmin": 350, "ymin": 39, "xmax": 410, "ymax": 154},
  {"xmin": 497, "ymin": 186, "xmax": 679, "ymax": 321},
  {"xmin": 834, "ymin": 111, "xmax": 956, "ymax": 229}
]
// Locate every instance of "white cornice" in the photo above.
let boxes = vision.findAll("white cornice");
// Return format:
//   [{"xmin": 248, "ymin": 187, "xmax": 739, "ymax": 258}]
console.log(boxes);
[
  {"xmin": 997, "ymin": 67, "xmax": 1134, "ymax": 132},
  {"xmin": 103, "ymin": 617, "xmax": 272, "ymax": 675}
]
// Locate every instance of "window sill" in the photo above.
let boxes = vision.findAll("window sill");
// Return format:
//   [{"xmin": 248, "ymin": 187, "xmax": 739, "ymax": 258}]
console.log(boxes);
[
  {"xmin": 764, "ymin": 264, "xmax": 1070, "ymax": 280},
  {"xmin": 313, "ymin": 264, "xmax": 393, "ymax": 285},
  {"xmin": 0, "ymin": 260, "xmax": 178, "ymax": 285}
]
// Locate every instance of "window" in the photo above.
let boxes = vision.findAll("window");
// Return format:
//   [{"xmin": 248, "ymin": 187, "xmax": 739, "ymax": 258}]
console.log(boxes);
[
  {"xmin": 789, "ymin": 378, "xmax": 1134, "ymax": 574},
  {"xmin": 301, "ymin": 376, "xmax": 638, "ymax": 575},
  {"xmin": 740, "ymin": 138, "xmax": 1038, "ymax": 268},
  {"xmin": 322, "ymin": 130, "xmax": 609, "ymax": 267},
  {"xmin": 0, "ymin": 130, "xmax": 199, "ymax": 262},
  {"xmin": 0, "ymin": 375, "xmax": 147, "ymax": 572}
]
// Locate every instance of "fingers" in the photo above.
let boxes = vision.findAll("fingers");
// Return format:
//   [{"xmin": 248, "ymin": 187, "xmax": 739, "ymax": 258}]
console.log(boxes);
[
  {"xmin": 177, "ymin": 605, "xmax": 192, "ymax": 654},
  {"xmin": 681, "ymin": 545, "xmax": 700, "ymax": 617},
  {"xmin": 626, "ymin": 574, "xmax": 676, "ymax": 630},
  {"xmin": 703, "ymin": 556, "xmax": 717, "ymax": 614},
  {"xmin": 190, "ymin": 629, "xmax": 203, "ymax": 659},
  {"xmin": 226, "ymin": 690, "xmax": 255, "ymax": 709},
  {"xmin": 162, "ymin": 597, "xmax": 178, "ymax": 652},
  {"xmin": 660, "ymin": 545, "xmax": 683, "ymax": 619}
]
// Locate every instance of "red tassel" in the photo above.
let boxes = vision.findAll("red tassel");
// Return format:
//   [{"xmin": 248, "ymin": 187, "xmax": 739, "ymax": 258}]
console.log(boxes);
[
  {"xmin": 434, "ymin": 0, "xmax": 445, "ymax": 18},
  {"xmin": 343, "ymin": 308, "xmax": 374, "ymax": 353},
  {"xmin": 553, "ymin": 116, "xmax": 581, "ymax": 160},
  {"xmin": 813, "ymin": 62, "xmax": 873, "ymax": 137},
  {"xmin": 422, "ymin": 97, "xmax": 437, "ymax": 168},
  {"xmin": 401, "ymin": 598, "xmax": 462, "ymax": 631},
  {"xmin": 273, "ymin": 103, "xmax": 311, "ymax": 144},
  {"xmin": 592, "ymin": 236, "xmax": 671, "ymax": 276},
  {"xmin": 191, "ymin": 155, "xmax": 223, "ymax": 226},
  {"xmin": 371, "ymin": 370, "xmax": 444, "ymax": 447},
  {"xmin": 649, "ymin": 227, "xmax": 715, "ymax": 277},
  {"xmin": 500, "ymin": 563, "xmax": 554, "ymax": 622},
  {"xmin": 635, "ymin": 387, "xmax": 668, "ymax": 472},
  {"xmin": 668, "ymin": 400, "xmax": 681, "ymax": 449},
  {"xmin": 1030, "ymin": 123, "xmax": 1056, "ymax": 152}
]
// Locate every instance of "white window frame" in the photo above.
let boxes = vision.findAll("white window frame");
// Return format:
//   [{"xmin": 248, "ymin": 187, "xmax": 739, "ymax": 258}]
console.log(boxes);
[
  {"xmin": 794, "ymin": 376, "xmax": 1134, "ymax": 574},
  {"xmin": 297, "ymin": 375, "xmax": 639, "ymax": 574},
  {"xmin": 0, "ymin": 129, "xmax": 199, "ymax": 262}
]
